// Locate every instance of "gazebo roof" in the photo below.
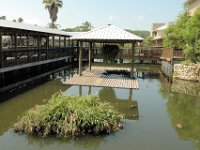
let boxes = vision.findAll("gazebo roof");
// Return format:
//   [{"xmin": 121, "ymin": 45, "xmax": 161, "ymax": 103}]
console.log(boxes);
[{"xmin": 71, "ymin": 24, "xmax": 143, "ymax": 43}]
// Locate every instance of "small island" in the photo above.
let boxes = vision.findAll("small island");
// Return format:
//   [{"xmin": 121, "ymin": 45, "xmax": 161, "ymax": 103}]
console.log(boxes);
[{"xmin": 14, "ymin": 94, "xmax": 123, "ymax": 138}]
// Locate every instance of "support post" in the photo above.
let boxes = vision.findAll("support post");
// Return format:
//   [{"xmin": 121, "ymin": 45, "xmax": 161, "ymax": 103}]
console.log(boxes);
[
  {"xmin": 131, "ymin": 42, "xmax": 136, "ymax": 79},
  {"xmin": 89, "ymin": 42, "xmax": 92, "ymax": 70},
  {"xmin": 59, "ymin": 36, "xmax": 61, "ymax": 57},
  {"xmin": 79, "ymin": 41, "xmax": 83, "ymax": 76},
  {"xmin": 38, "ymin": 35, "xmax": 41, "ymax": 61},
  {"xmin": 0, "ymin": 32, "xmax": 2, "ymax": 68},
  {"xmin": 59, "ymin": 36, "xmax": 61, "ymax": 48},
  {"xmin": 27, "ymin": 34, "xmax": 30, "ymax": 63},
  {"xmin": 53, "ymin": 36, "xmax": 55, "ymax": 47},
  {"xmin": 14, "ymin": 33, "xmax": 19, "ymax": 65},
  {"xmin": 46, "ymin": 35, "xmax": 49, "ymax": 60},
  {"xmin": 64, "ymin": 37, "xmax": 66, "ymax": 47}
]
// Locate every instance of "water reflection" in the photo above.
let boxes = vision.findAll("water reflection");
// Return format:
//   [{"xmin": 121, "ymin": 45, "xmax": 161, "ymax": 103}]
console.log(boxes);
[
  {"xmin": 63, "ymin": 86, "xmax": 139, "ymax": 120},
  {"xmin": 171, "ymin": 79, "xmax": 200, "ymax": 97},
  {"xmin": 167, "ymin": 92, "xmax": 200, "ymax": 149},
  {"xmin": 160, "ymin": 78, "xmax": 200, "ymax": 150},
  {"xmin": 99, "ymin": 88, "xmax": 139, "ymax": 120},
  {"xmin": 22, "ymin": 133, "xmax": 106, "ymax": 150},
  {"xmin": 0, "ymin": 65, "xmax": 199, "ymax": 150},
  {"xmin": 0, "ymin": 80, "xmax": 71, "ymax": 136}
]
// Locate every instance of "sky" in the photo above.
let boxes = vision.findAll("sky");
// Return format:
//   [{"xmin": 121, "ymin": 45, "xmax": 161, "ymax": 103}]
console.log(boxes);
[{"xmin": 0, "ymin": 0, "xmax": 186, "ymax": 31}]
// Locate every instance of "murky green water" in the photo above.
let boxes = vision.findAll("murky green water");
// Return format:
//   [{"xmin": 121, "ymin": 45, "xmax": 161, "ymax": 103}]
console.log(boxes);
[{"xmin": 0, "ymin": 65, "xmax": 200, "ymax": 150}]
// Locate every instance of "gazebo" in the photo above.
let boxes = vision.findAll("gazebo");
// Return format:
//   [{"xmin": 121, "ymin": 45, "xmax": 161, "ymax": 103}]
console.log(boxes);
[{"xmin": 71, "ymin": 24, "xmax": 143, "ymax": 78}]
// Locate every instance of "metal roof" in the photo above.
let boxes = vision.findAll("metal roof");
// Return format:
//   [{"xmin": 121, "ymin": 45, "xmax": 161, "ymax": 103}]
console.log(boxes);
[
  {"xmin": 71, "ymin": 24, "xmax": 144, "ymax": 42},
  {"xmin": 0, "ymin": 20, "xmax": 70, "ymax": 37}
]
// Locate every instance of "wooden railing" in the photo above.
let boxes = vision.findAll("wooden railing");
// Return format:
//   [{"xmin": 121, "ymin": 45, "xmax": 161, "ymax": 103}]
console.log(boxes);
[
  {"xmin": 0, "ymin": 47, "xmax": 73, "ymax": 68},
  {"xmin": 160, "ymin": 48, "xmax": 185, "ymax": 62}
]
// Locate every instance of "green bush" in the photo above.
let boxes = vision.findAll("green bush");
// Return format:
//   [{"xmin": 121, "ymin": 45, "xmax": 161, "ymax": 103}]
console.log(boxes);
[
  {"xmin": 14, "ymin": 94, "xmax": 123, "ymax": 138},
  {"xmin": 102, "ymin": 44, "xmax": 120, "ymax": 63},
  {"xmin": 163, "ymin": 8, "xmax": 200, "ymax": 63}
]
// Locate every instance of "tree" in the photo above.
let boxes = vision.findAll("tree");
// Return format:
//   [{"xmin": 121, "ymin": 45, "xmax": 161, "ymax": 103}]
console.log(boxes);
[
  {"xmin": 63, "ymin": 21, "xmax": 93, "ymax": 32},
  {"xmin": 43, "ymin": 0, "xmax": 63, "ymax": 29},
  {"xmin": 163, "ymin": 11, "xmax": 190, "ymax": 49},
  {"xmin": 184, "ymin": 8, "xmax": 200, "ymax": 62},
  {"xmin": 163, "ymin": 8, "xmax": 200, "ymax": 63},
  {"xmin": 13, "ymin": 19, "xmax": 17, "ymax": 22},
  {"xmin": 79, "ymin": 21, "xmax": 93, "ymax": 31},
  {"xmin": 47, "ymin": 22, "xmax": 60, "ymax": 29},
  {"xmin": 144, "ymin": 36, "xmax": 153, "ymax": 47},
  {"xmin": 18, "ymin": 17, "xmax": 24, "ymax": 23},
  {"xmin": 0, "ymin": 15, "xmax": 6, "ymax": 20},
  {"xmin": 125, "ymin": 29, "xmax": 150, "ymax": 39}
]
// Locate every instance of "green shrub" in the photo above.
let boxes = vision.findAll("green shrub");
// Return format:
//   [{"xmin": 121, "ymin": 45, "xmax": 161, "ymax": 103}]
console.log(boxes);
[
  {"xmin": 102, "ymin": 44, "xmax": 120, "ymax": 63},
  {"xmin": 14, "ymin": 94, "xmax": 123, "ymax": 138}
]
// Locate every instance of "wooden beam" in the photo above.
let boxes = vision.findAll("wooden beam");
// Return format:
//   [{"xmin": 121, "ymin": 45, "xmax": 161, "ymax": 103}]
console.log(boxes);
[
  {"xmin": 89, "ymin": 42, "xmax": 92, "ymax": 70},
  {"xmin": 64, "ymin": 37, "xmax": 66, "ymax": 47},
  {"xmin": 14, "ymin": 33, "xmax": 19, "ymax": 65},
  {"xmin": 0, "ymin": 32, "xmax": 2, "ymax": 52},
  {"xmin": 59, "ymin": 36, "xmax": 61, "ymax": 48},
  {"xmin": 131, "ymin": 42, "xmax": 136, "ymax": 78},
  {"xmin": 46, "ymin": 36, "xmax": 49, "ymax": 60},
  {"xmin": 27, "ymin": 34, "xmax": 30, "ymax": 63},
  {"xmin": 53, "ymin": 36, "xmax": 55, "ymax": 47},
  {"xmin": 38, "ymin": 35, "xmax": 41, "ymax": 61},
  {"xmin": 0, "ymin": 32, "xmax": 2, "ymax": 68},
  {"xmin": 79, "ymin": 41, "xmax": 83, "ymax": 76}
]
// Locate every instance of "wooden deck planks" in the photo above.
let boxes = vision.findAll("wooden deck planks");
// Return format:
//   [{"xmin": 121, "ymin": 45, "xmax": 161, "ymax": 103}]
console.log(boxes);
[{"xmin": 64, "ymin": 66, "xmax": 139, "ymax": 89}]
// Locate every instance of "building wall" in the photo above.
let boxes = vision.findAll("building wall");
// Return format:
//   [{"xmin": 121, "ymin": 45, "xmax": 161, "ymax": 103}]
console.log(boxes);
[
  {"xmin": 188, "ymin": 0, "xmax": 200, "ymax": 15},
  {"xmin": 150, "ymin": 23, "xmax": 165, "ymax": 37}
]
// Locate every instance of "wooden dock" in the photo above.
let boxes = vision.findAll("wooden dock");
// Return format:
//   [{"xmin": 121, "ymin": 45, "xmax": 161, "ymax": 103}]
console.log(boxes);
[{"xmin": 64, "ymin": 66, "xmax": 139, "ymax": 89}]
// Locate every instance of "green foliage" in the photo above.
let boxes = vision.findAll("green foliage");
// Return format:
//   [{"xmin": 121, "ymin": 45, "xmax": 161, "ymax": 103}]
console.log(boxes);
[
  {"xmin": 18, "ymin": 17, "xmax": 24, "ymax": 23},
  {"xmin": 144, "ymin": 36, "xmax": 153, "ymax": 47},
  {"xmin": 125, "ymin": 29, "xmax": 150, "ymax": 39},
  {"xmin": 0, "ymin": 15, "xmax": 6, "ymax": 20},
  {"xmin": 167, "ymin": 92, "xmax": 200, "ymax": 149},
  {"xmin": 184, "ymin": 8, "xmax": 200, "ymax": 63},
  {"xmin": 163, "ymin": 8, "xmax": 200, "ymax": 63},
  {"xmin": 63, "ymin": 21, "xmax": 93, "ymax": 32},
  {"xmin": 163, "ymin": 11, "xmax": 189, "ymax": 49},
  {"xmin": 101, "ymin": 44, "xmax": 120, "ymax": 63},
  {"xmin": 14, "ymin": 94, "xmax": 123, "ymax": 138},
  {"xmin": 43, "ymin": 0, "xmax": 63, "ymax": 29}
]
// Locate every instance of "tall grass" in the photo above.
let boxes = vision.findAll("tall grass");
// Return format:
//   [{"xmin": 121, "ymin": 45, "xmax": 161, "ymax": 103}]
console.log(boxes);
[{"xmin": 14, "ymin": 94, "xmax": 123, "ymax": 138}]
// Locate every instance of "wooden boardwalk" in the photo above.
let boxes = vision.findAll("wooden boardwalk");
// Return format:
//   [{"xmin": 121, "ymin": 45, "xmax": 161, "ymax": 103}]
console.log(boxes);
[{"xmin": 64, "ymin": 66, "xmax": 139, "ymax": 89}]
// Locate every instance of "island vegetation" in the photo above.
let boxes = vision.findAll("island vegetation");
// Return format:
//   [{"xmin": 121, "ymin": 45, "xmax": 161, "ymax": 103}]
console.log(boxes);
[{"xmin": 14, "ymin": 94, "xmax": 123, "ymax": 138}]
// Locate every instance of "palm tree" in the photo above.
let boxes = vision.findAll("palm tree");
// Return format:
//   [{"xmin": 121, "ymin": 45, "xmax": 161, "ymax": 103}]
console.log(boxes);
[{"xmin": 43, "ymin": 0, "xmax": 63, "ymax": 29}]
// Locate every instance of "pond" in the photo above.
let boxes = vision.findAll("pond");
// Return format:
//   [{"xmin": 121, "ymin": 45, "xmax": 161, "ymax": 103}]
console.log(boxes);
[{"xmin": 0, "ymin": 65, "xmax": 199, "ymax": 150}]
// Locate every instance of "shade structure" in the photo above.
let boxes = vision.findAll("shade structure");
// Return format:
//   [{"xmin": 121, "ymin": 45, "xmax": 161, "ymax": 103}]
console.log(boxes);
[
  {"xmin": 71, "ymin": 24, "xmax": 144, "ymax": 78},
  {"xmin": 71, "ymin": 24, "xmax": 143, "ymax": 43},
  {"xmin": 0, "ymin": 20, "xmax": 70, "ymax": 36}
]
